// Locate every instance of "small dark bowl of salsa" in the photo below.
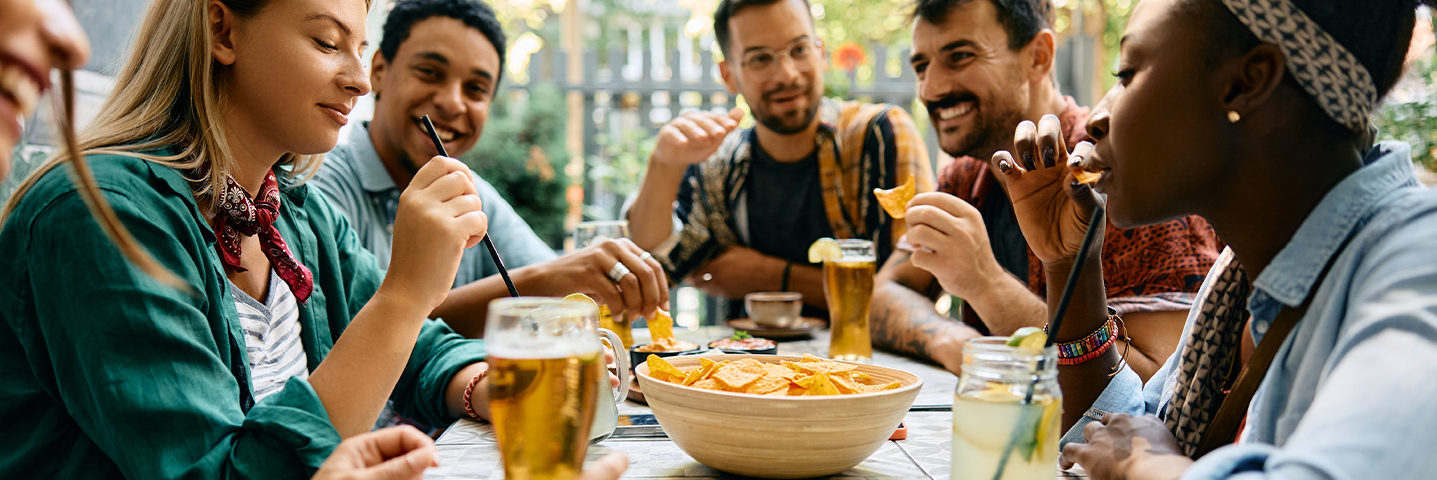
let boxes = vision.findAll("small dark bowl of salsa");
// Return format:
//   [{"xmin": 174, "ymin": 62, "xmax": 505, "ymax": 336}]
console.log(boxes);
[{"xmin": 708, "ymin": 333, "xmax": 778, "ymax": 355}]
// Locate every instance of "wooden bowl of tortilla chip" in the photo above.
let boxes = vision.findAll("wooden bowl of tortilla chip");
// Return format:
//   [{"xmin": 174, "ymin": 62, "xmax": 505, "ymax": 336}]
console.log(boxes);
[{"xmin": 634, "ymin": 354, "xmax": 922, "ymax": 478}]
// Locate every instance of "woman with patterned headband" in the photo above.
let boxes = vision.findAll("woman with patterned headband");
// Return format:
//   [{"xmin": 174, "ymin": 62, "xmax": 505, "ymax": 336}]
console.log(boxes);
[{"xmin": 988, "ymin": 0, "xmax": 1437, "ymax": 478}]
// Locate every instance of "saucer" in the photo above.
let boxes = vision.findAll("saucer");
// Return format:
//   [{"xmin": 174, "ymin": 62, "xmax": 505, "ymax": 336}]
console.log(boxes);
[{"xmin": 725, "ymin": 317, "xmax": 826, "ymax": 340}]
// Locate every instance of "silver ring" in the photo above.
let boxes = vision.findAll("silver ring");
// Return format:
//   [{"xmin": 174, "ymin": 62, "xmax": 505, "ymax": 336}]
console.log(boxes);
[
  {"xmin": 607, "ymin": 262, "xmax": 632, "ymax": 284},
  {"xmin": 638, "ymin": 251, "xmax": 653, "ymax": 262}
]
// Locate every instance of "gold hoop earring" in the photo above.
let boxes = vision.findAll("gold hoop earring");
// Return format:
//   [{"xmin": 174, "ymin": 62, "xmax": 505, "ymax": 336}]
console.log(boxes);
[{"xmin": 1227, "ymin": 110, "xmax": 1241, "ymax": 123}]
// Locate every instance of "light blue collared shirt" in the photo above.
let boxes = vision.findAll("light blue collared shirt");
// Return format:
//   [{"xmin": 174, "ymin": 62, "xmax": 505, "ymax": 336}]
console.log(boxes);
[
  {"xmin": 311, "ymin": 123, "xmax": 557, "ymax": 287},
  {"xmin": 1067, "ymin": 142, "xmax": 1437, "ymax": 479}
]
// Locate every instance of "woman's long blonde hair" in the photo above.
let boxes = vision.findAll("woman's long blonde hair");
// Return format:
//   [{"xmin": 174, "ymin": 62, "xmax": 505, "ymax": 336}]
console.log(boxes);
[{"xmin": 2, "ymin": 0, "xmax": 370, "ymax": 287}]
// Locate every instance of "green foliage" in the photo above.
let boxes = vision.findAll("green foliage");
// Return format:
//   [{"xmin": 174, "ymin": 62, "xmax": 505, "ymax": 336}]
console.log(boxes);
[
  {"xmin": 1374, "ymin": 40, "xmax": 1437, "ymax": 171},
  {"xmin": 462, "ymin": 84, "xmax": 572, "ymax": 248},
  {"xmin": 586, "ymin": 125, "xmax": 657, "ymax": 220}
]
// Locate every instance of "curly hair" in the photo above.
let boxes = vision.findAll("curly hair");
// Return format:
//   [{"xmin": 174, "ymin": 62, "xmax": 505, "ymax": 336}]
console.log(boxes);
[{"xmin": 380, "ymin": 0, "xmax": 507, "ymax": 86}]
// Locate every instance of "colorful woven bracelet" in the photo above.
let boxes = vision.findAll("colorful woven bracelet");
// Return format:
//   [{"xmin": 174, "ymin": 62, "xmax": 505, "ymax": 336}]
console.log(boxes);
[
  {"xmin": 462, "ymin": 363, "xmax": 490, "ymax": 421},
  {"xmin": 1057, "ymin": 330, "xmax": 1116, "ymax": 365},
  {"xmin": 1053, "ymin": 317, "xmax": 1117, "ymax": 360}
]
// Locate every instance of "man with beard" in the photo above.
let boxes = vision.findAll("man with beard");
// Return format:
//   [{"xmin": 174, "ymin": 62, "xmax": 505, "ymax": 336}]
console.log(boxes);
[
  {"xmin": 866, "ymin": 0, "xmax": 1223, "ymax": 380},
  {"xmin": 626, "ymin": 0, "xmax": 934, "ymax": 320}
]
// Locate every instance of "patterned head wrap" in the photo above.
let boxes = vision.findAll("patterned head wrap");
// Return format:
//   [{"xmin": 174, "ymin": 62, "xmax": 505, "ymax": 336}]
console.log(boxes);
[{"xmin": 1219, "ymin": 0, "xmax": 1379, "ymax": 134}]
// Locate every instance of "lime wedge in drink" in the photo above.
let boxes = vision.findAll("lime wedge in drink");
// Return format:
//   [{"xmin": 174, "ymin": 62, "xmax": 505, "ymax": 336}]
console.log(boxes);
[
  {"xmin": 1007, "ymin": 327, "xmax": 1047, "ymax": 350},
  {"xmin": 807, "ymin": 238, "xmax": 841, "ymax": 263}
]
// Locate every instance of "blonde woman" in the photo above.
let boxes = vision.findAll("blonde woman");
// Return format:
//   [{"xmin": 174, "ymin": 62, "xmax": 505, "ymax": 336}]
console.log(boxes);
[{"xmin": 0, "ymin": 0, "xmax": 506, "ymax": 477}]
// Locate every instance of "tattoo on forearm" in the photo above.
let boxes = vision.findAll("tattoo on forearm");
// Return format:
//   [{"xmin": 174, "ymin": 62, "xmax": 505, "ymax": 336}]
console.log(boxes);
[{"xmin": 870, "ymin": 282, "xmax": 961, "ymax": 359}]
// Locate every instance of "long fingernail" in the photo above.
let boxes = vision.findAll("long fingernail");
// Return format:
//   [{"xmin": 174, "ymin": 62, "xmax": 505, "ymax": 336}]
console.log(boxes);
[
  {"xmin": 1021, "ymin": 152, "xmax": 1034, "ymax": 168},
  {"xmin": 998, "ymin": 160, "xmax": 1013, "ymax": 174},
  {"xmin": 1043, "ymin": 146, "xmax": 1055, "ymax": 166}
]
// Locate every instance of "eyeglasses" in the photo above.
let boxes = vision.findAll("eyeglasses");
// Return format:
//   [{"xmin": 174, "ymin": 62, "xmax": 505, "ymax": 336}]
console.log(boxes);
[{"xmin": 739, "ymin": 38, "xmax": 823, "ymax": 81}]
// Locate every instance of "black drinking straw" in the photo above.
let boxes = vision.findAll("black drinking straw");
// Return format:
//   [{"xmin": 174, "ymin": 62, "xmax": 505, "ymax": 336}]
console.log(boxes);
[
  {"xmin": 421, "ymin": 115, "xmax": 520, "ymax": 298},
  {"xmin": 991, "ymin": 204, "xmax": 1105, "ymax": 480}
]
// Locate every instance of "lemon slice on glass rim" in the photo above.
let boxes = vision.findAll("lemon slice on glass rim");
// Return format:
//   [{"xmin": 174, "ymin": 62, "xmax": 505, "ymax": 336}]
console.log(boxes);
[{"xmin": 807, "ymin": 237, "xmax": 842, "ymax": 263}]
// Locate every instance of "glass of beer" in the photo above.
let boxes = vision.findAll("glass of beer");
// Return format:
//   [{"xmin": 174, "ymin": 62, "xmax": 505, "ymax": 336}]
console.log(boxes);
[
  {"xmin": 951, "ymin": 338, "xmax": 1062, "ymax": 480},
  {"xmin": 823, "ymin": 239, "xmax": 875, "ymax": 362},
  {"xmin": 486, "ymin": 297, "xmax": 608, "ymax": 480}
]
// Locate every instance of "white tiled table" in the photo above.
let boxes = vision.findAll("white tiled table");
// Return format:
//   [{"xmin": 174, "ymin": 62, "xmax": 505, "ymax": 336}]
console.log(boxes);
[{"xmin": 428, "ymin": 327, "xmax": 1083, "ymax": 479}]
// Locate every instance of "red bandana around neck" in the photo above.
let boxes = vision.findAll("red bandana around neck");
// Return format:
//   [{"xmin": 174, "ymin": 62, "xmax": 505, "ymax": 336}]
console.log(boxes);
[{"xmin": 214, "ymin": 170, "xmax": 313, "ymax": 303}]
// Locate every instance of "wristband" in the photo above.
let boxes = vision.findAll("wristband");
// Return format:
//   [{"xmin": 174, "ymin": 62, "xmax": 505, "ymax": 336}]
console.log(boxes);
[
  {"xmin": 462, "ymin": 363, "xmax": 491, "ymax": 421},
  {"xmin": 781, "ymin": 262, "xmax": 793, "ymax": 291}
]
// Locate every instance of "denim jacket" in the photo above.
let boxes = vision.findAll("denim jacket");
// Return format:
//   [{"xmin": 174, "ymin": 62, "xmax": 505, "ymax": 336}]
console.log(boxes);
[{"xmin": 1067, "ymin": 142, "xmax": 1437, "ymax": 479}]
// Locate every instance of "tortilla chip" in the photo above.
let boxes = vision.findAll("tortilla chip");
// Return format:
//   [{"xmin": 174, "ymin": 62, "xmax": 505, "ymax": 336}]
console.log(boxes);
[
  {"xmin": 789, "ymin": 360, "xmax": 858, "ymax": 376},
  {"xmin": 748, "ymin": 374, "xmax": 792, "ymax": 395},
  {"xmin": 805, "ymin": 372, "xmax": 841, "ymax": 396},
  {"xmin": 1073, "ymin": 168, "xmax": 1102, "ymax": 185},
  {"xmin": 828, "ymin": 374, "xmax": 864, "ymax": 395},
  {"xmin": 649, "ymin": 309, "xmax": 675, "ymax": 342},
  {"xmin": 653, "ymin": 354, "xmax": 904, "ymax": 397},
  {"xmin": 873, "ymin": 177, "xmax": 916, "ymax": 219},
  {"xmin": 646, "ymin": 355, "xmax": 685, "ymax": 382},
  {"xmin": 713, "ymin": 364, "xmax": 764, "ymax": 390}
]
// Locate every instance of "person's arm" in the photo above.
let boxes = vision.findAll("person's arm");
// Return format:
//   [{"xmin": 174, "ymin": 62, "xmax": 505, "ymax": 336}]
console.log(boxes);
[
  {"xmin": 988, "ymin": 117, "xmax": 1122, "ymax": 431},
  {"xmin": 26, "ymin": 188, "xmax": 344, "ymax": 478},
  {"xmin": 899, "ymin": 192, "xmax": 1050, "ymax": 335},
  {"xmin": 434, "ymin": 238, "xmax": 669, "ymax": 338},
  {"xmin": 310, "ymin": 156, "xmax": 490, "ymax": 437},
  {"xmin": 628, "ymin": 109, "xmax": 744, "ymax": 250},
  {"xmin": 688, "ymin": 245, "xmax": 827, "ymax": 309},
  {"xmin": 869, "ymin": 251, "xmax": 980, "ymax": 372},
  {"xmin": 1111, "ymin": 309, "xmax": 1189, "ymax": 383}
]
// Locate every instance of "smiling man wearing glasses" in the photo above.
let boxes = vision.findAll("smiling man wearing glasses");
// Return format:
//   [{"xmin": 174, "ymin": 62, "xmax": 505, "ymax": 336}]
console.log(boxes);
[{"xmin": 626, "ymin": 0, "xmax": 934, "ymax": 321}]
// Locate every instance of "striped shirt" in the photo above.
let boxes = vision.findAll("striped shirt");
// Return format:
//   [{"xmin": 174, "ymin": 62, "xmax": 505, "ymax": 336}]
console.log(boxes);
[{"xmin": 229, "ymin": 269, "xmax": 309, "ymax": 402}]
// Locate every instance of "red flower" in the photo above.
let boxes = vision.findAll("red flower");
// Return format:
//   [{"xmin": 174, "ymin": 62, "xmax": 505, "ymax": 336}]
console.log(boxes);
[{"xmin": 834, "ymin": 42, "xmax": 865, "ymax": 73}]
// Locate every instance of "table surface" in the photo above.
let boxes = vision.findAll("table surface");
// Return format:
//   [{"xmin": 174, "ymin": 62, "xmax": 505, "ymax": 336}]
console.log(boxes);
[{"xmin": 428, "ymin": 326, "xmax": 1084, "ymax": 479}]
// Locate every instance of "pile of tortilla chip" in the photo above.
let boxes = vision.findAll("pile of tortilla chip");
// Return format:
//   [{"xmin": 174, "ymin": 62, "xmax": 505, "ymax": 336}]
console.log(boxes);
[
  {"xmin": 645, "ymin": 353, "xmax": 902, "ymax": 396},
  {"xmin": 635, "ymin": 309, "xmax": 697, "ymax": 352}
]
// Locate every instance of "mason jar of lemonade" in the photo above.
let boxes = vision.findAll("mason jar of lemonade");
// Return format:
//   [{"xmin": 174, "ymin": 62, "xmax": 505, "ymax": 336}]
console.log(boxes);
[{"xmin": 951, "ymin": 337, "xmax": 1062, "ymax": 480}]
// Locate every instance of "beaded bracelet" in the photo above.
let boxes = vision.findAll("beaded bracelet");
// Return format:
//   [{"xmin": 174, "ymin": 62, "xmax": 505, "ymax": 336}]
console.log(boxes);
[
  {"xmin": 462, "ymin": 363, "xmax": 491, "ymax": 421},
  {"xmin": 1057, "ymin": 329, "xmax": 1116, "ymax": 365},
  {"xmin": 1053, "ymin": 317, "xmax": 1117, "ymax": 360}
]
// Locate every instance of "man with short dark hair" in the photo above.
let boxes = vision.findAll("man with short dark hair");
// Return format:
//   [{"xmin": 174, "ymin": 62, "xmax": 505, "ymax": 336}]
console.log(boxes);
[
  {"xmin": 868, "ymin": 0, "xmax": 1223, "ymax": 378},
  {"xmin": 314, "ymin": 0, "xmax": 668, "ymax": 340},
  {"xmin": 626, "ymin": 0, "xmax": 935, "ymax": 320}
]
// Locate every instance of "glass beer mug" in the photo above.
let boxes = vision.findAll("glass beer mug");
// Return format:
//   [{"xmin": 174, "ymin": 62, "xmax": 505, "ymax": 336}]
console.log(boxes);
[{"xmin": 485, "ymin": 297, "xmax": 629, "ymax": 480}]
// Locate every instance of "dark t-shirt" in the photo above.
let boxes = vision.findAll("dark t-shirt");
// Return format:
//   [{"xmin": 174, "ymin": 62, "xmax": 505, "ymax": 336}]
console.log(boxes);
[
  {"xmin": 745, "ymin": 132, "xmax": 834, "ymax": 265},
  {"xmin": 979, "ymin": 183, "xmax": 1030, "ymax": 281},
  {"xmin": 734, "ymin": 131, "xmax": 834, "ymax": 319}
]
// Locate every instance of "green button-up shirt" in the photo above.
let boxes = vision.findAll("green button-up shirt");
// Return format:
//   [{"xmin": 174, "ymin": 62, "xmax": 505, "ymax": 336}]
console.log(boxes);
[{"xmin": 0, "ymin": 152, "xmax": 486, "ymax": 479}]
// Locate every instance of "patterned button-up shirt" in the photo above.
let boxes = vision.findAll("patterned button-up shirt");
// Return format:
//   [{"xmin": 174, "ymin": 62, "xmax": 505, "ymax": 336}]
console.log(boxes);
[{"xmin": 646, "ymin": 99, "xmax": 935, "ymax": 282}]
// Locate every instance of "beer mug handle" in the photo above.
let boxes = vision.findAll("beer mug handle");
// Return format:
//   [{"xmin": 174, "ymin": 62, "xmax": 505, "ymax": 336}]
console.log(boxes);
[{"xmin": 598, "ymin": 328, "xmax": 630, "ymax": 402}]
